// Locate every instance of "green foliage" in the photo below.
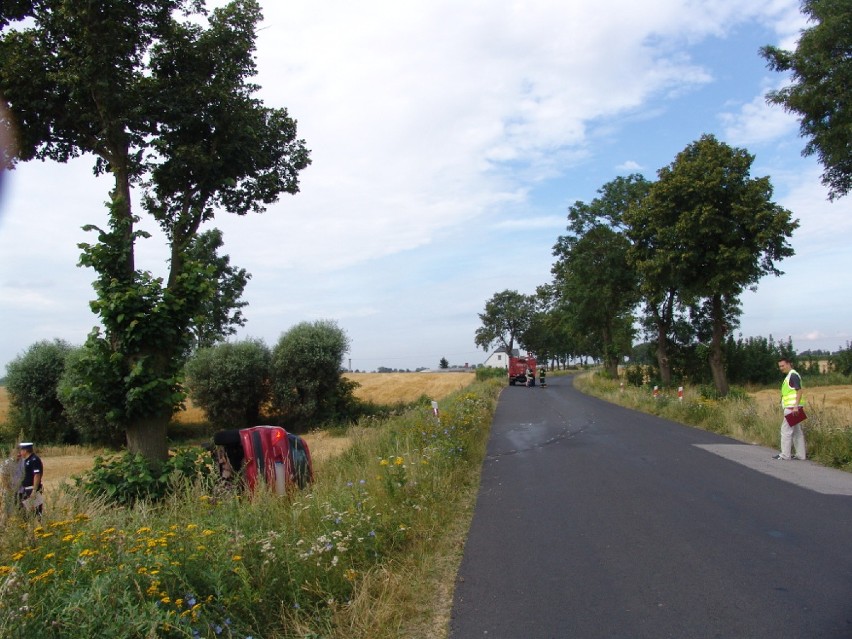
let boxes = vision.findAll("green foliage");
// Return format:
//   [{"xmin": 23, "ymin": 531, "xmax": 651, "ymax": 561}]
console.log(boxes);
[
  {"xmin": 625, "ymin": 365, "xmax": 645, "ymax": 387},
  {"xmin": 57, "ymin": 346, "xmax": 124, "ymax": 446},
  {"xmin": 833, "ymin": 342, "xmax": 852, "ymax": 376},
  {"xmin": 552, "ymin": 177, "xmax": 643, "ymax": 376},
  {"xmin": 474, "ymin": 289, "xmax": 537, "ymax": 355},
  {"xmin": 75, "ymin": 448, "xmax": 215, "ymax": 507},
  {"xmin": 3, "ymin": 339, "xmax": 75, "ymax": 444},
  {"xmin": 270, "ymin": 320, "xmax": 354, "ymax": 429},
  {"xmin": 475, "ymin": 366, "xmax": 506, "ymax": 382},
  {"xmin": 439, "ymin": 357, "xmax": 449, "ymax": 369},
  {"xmin": 724, "ymin": 335, "xmax": 794, "ymax": 386},
  {"xmin": 624, "ymin": 134, "xmax": 798, "ymax": 396},
  {"xmin": 185, "ymin": 338, "xmax": 271, "ymax": 428},
  {"xmin": 762, "ymin": 0, "xmax": 852, "ymax": 200}
]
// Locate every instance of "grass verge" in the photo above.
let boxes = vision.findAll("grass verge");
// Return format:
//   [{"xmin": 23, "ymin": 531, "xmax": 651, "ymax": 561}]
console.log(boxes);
[
  {"xmin": 574, "ymin": 372, "xmax": 852, "ymax": 472},
  {"xmin": 0, "ymin": 379, "xmax": 502, "ymax": 638}
]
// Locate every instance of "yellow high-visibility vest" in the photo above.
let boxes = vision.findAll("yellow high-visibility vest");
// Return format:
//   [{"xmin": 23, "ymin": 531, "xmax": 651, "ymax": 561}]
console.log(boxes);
[{"xmin": 781, "ymin": 370, "xmax": 805, "ymax": 407}]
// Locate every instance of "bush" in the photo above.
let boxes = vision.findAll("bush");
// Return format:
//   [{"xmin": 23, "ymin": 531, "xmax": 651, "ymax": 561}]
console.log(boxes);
[
  {"xmin": 269, "ymin": 320, "xmax": 354, "ymax": 429},
  {"xmin": 184, "ymin": 338, "xmax": 271, "ymax": 429},
  {"xmin": 75, "ymin": 447, "xmax": 216, "ymax": 506},
  {"xmin": 57, "ymin": 345, "xmax": 126, "ymax": 447},
  {"xmin": 833, "ymin": 342, "xmax": 852, "ymax": 376},
  {"xmin": 475, "ymin": 367, "xmax": 505, "ymax": 382},
  {"xmin": 4, "ymin": 339, "xmax": 75, "ymax": 444}
]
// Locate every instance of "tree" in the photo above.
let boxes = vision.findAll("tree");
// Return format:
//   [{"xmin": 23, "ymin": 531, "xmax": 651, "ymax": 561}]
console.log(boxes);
[
  {"xmin": 439, "ymin": 357, "xmax": 449, "ymax": 369},
  {"xmin": 184, "ymin": 339, "xmax": 271, "ymax": 429},
  {"xmin": 474, "ymin": 290, "xmax": 536, "ymax": 355},
  {"xmin": 269, "ymin": 320, "xmax": 354, "ymax": 428},
  {"xmin": 0, "ymin": 1, "xmax": 310, "ymax": 462},
  {"xmin": 761, "ymin": 0, "xmax": 852, "ymax": 200},
  {"xmin": 4, "ymin": 339, "xmax": 75, "ymax": 443},
  {"xmin": 551, "ymin": 177, "xmax": 642, "ymax": 378},
  {"xmin": 625, "ymin": 135, "xmax": 797, "ymax": 396}
]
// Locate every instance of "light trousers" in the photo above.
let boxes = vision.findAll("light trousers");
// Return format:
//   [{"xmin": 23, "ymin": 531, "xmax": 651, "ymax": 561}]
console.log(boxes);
[{"xmin": 779, "ymin": 408, "xmax": 806, "ymax": 460}]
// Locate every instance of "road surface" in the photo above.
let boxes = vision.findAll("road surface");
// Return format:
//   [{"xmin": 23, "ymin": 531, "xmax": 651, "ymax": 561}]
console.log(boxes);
[{"xmin": 449, "ymin": 375, "xmax": 852, "ymax": 638}]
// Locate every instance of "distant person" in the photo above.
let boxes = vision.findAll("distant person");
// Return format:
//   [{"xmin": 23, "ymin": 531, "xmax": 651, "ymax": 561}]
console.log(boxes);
[
  {"xmin": 539, "ymin": 366, "xmax": 547, "ymax": 387},
  {"xmin": 17, "ymin": 442, "xmax": 44, "ymax": 516},
  {"xmin": 526, "ymin": 367, "xmax": 534, "ymax": 387},
  {"xmin": 773, "ymin": 358, "xmax": 806, "ymax": 461}
]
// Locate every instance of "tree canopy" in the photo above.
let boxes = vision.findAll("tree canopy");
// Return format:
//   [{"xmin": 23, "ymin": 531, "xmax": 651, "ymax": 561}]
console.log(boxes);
[
  {"xmin": 474, "ymin": 290, "xmax": 537, "ymax": 356},
  {"xmin": 0, "ymin": 0, "xmax": 310, "ymax": 461},
  {"xmin": 624, "ymin": 134, "xmax": 797, "ymax": 395},
  {"xmin": 761, "ymin": 0, "xmax": 852, "ymax": 200}
]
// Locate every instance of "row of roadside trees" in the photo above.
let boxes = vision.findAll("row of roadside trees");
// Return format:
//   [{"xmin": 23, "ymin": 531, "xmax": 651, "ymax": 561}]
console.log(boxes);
[
  {"xmin": 476, "ymin": 135, "xmax": 835, "ymax": 395},
  {"xmin": 475, "ymin": 0, "xmax": 852, "ymax": 395}
]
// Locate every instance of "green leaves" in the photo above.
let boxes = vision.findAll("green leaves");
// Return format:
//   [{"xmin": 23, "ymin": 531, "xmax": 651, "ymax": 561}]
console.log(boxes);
[{"xmin": 761, "ymin": 0, "xmax": 852, "ymax": 200}]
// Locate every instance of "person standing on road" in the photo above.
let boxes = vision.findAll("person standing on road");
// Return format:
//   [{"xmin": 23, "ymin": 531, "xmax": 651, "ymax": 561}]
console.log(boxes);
[
  {"xmin": 539, "ymin": 366, "xmax": 547, "ymax": 387},
  {"xmin": 526, "ymin": 367, "xmax": 534, "ymax": 387},
  {"xmin": 17, "ymin": 442, "xmax": 44, "ymax": 516},
  {"xmin": 773, "ymin": 358, "xmax": 806, "ymax": 461}
]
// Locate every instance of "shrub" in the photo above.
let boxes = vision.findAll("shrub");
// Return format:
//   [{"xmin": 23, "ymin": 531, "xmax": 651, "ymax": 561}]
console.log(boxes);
[
  {"xmin": 4, "ymin": 339, "xmax": 75, "ymax": 443},
  {"xmin": 75, "ymin": 448, "xmax": 216, "ymax": 506},
  {"xmin": 185, "ymin": 338, "xmax": 271, "ymax": 429},
  {"xmin": 269, "ymin": 320, "xmax": 354, "ymax": 429},
  {"xmin": 475, "ymin": 367, "xmax": 505, "ymax": 382},
  {"xmin": 57, "ymin": 345, "xmax": 126, "ymax": 446}
]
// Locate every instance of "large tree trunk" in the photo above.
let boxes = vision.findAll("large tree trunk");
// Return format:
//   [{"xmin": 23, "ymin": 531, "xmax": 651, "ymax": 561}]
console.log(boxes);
[
  {"xmin": 126, "ymin": 417, "xmax": 170, "ymax": 464},
  {"xmin": 655, "ymin": 318, "xmax": 672, "ymax": 387},
  {"xmin": 708, "ymin": 294, "xmax": 729, "ymax": 397}
]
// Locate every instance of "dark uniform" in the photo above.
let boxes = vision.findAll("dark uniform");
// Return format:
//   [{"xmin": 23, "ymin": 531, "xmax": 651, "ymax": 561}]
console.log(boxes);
[
  {"xmin": 539, "ymin": 367, "xmax": 547, "ymax": 387},
  {"xmin": 18, "ymin": 443, "xmax": 43, "ymax": 516}
]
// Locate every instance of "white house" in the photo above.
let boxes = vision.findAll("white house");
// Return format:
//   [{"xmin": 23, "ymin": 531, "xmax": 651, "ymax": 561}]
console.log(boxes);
[{"xmin": 483, "ymin": 347, "xmax": 520, "ymax": 369}]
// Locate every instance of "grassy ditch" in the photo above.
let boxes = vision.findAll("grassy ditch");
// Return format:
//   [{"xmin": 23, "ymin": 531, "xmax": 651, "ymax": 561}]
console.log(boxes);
[
  {"xmin": 574, "ymin": 373, "xmax": 852, "ymax": 471},
  {"xmin": 0, "ymin": 379, "xmax": 502, "ymax": 639}
]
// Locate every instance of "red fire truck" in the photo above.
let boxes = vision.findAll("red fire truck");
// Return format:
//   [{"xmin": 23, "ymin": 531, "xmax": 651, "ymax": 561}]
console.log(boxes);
[{"xmin": 508, "ymin": 355, "xmax": 537, "ymax": 386}]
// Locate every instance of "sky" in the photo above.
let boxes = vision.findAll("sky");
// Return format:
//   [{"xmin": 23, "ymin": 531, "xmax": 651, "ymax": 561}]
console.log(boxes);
[{"xmin": 0, "ymin": 0, "xmax": 850, "ymax": 374}]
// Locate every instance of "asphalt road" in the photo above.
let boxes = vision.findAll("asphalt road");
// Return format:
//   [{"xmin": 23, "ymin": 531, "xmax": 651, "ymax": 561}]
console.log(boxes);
[{"xmin": 449, "ymin": 375, "xmax": 852, "ymax": 639}]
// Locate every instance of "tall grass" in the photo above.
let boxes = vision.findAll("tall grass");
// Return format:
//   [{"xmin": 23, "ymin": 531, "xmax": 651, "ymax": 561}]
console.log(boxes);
[
  {"xmin": 574, "ymin": 373, "xmax": 852, "ymax": 471},
  {"xmin": 0, "ymin": 379, "xmax": 502, "ymax": 639}
]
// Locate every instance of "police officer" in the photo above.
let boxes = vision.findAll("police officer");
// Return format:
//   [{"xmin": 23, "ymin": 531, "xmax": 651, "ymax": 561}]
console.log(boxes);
[{"xmin": 18, "ymin": 442, "xmax": 44, "ymax": 516}]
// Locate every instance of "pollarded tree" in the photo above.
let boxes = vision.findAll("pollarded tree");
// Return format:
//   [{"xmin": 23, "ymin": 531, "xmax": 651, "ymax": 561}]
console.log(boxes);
[
  {"xmin": 184, "ymin": 339, "xmax": 271, "ymax": 429},
  {"xmin": 270, "ymin": 320, "xmax": 354, "ymax": 428},
  {"xmin": 474, "ymin": 290, "xmax": 537, "ymax": 356},
  {"xmin": 761, "ymin": 0, "xmax": 852, "ymax": 200},
  {"xmin": 626, "ymin": 135, "xmax": 797, "ymax": 396},
  {"xmin": 0, "ymin": 1, "xmax": 310, "ymax": 462},
  {"xmin": 4, "ymin": 339, "xmax": 75, "ymax": 444}
]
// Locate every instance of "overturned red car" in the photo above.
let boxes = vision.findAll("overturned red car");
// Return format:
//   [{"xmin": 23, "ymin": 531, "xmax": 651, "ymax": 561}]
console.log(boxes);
[{"xmin": 211, "ymin": 425, "xmax": 313, "ymax": 492}]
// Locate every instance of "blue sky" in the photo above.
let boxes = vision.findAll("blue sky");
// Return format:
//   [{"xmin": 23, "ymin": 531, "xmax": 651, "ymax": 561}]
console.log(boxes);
[{"xmin": 1, "ymin": 0, "xmax": 849, "ymax": 374}]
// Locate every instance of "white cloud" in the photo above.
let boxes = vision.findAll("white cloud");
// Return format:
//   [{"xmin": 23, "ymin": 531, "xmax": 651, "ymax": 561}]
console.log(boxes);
[
  {"xmin": 4, "ymin": 0, "xmax": 846, "ymax": 371},
  {"xmin": 720, "ymin": 83, "xmax": 799, "ymax": 147}
]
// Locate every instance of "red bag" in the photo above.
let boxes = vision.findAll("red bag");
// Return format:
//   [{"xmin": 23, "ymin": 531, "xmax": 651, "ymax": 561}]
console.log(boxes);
[{"xmin": 785, "ymin": 408, "xmax": 807, "ymax": 427}]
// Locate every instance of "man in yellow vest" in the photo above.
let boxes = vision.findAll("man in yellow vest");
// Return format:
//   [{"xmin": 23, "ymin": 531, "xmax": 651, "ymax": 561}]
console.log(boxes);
[{"xmin": 773, "ymin": 357, "xmax": 806, "ymax": 460}]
